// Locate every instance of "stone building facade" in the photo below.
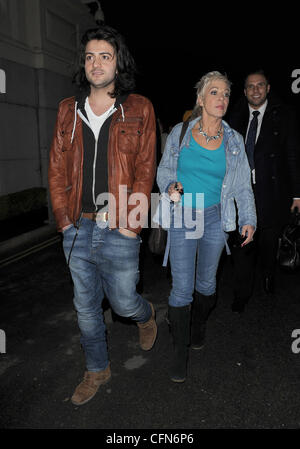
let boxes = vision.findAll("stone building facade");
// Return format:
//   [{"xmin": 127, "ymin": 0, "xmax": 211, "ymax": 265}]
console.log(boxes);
[{"xmin": 0, "ymin": 0, "xmax": 96, "ymax": 228}]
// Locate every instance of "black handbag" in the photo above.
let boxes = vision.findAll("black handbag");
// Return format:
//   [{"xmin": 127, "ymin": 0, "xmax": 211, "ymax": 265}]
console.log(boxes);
[
  {"xmin": 148, "ymin": 226, "xmax": 167, "ymax": 255},
  {"xmin": 277, "ymin": 209, "xmax": 300, "ymax": 272}
]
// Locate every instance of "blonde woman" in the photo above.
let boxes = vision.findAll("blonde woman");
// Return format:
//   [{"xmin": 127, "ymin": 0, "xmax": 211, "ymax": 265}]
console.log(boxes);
[{"xmin": 157, "ymin": 71, "xmax": 256, "ymax": 382}]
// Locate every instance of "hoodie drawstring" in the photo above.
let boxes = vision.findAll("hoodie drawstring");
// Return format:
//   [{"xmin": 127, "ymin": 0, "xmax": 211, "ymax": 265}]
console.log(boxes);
[
  {"xmin": 71, "ymin": 101, "xmax": 78, "ymax": 143},
  {"xmin": 120, "ymin": 103, "xmax": 125, "ymax": 122}
]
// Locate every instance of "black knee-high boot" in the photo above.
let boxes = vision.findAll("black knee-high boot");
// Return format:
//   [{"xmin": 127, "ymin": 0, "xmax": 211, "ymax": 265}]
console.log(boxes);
[
  {"xmin": 168, "ymin": 305, "xmax": 191, "ymax": 383},
  {"xmin": 191, "ymin": 291, "xmax": 216, "ymax": 350}
]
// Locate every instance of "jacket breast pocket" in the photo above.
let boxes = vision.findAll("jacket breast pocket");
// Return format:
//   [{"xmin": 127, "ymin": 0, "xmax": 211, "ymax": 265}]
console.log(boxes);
[
  {"xmin": 117, "ymin": 119, "xmax": 143, "ymax": 153},
  {"xmin": 61, "ymin": 130, "xmax": 73, "ymax": 152}
]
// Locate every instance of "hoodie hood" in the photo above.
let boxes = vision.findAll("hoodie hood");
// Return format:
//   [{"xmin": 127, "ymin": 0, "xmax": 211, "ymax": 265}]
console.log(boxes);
[{"xmin": 70, "ymin": 92, "xmax": 130, "ymax": 143}]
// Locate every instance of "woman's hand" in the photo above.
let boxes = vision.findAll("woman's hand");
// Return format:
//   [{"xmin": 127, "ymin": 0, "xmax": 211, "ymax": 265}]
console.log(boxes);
[
  {"xmin": 240, "ymin": 225, "xmax": 255, "ymax": 246},
  {"xmin": 291, "ymin": 199, "xmax": 300, "ymax": 213},
  {"xmin": 168, "ymin": 182, "xmax": 184, "ymax": 202}
]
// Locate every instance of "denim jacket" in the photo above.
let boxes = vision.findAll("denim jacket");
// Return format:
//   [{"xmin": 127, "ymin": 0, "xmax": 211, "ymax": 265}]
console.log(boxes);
[{"xmin": 156, "ymin": 117, "xmax": 257, "ymax": 233}]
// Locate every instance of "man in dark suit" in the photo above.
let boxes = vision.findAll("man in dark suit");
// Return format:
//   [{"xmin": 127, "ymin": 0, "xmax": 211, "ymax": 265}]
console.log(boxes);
[{"xmin": 228, "ymin": 70, "xmax": 300, "ymax": 312}]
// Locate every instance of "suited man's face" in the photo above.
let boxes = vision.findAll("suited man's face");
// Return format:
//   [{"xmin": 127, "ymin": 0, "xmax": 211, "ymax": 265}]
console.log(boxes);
[{"xmin": 244, "ymin": 74, "xmax": 270, "ymax": 109}]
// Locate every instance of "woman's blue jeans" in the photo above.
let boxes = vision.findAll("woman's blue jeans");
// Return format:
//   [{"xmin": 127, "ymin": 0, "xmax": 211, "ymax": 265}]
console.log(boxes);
[
  {"xmin": 62, "ymin": 217, "xmax": 152, "ymax": 372},
  {"xmin": 169, "ymin": 204, "xmax": 227, "ymax": 307}
]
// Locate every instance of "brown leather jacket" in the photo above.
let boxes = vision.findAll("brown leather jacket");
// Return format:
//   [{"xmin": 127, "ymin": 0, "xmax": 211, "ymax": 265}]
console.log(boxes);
[{"xmin": 48, "ymin": 94, "xmax": 156, "ymax": 233}]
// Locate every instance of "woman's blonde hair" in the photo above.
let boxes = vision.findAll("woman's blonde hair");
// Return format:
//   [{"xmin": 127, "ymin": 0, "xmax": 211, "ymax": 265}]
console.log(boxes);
[{"xmin": 190, "ymin": 71, "xmax": 231, "ymax": 120}]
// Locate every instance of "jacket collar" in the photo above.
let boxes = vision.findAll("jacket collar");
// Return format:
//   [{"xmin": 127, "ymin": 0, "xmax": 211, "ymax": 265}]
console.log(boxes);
[
  {"xmin": 75, "ymin": 89, "xmax": 129, "ymax": 112},
  {"xmin": 69, "ymin": 92, "xmax": 130, "ymax": 143}
]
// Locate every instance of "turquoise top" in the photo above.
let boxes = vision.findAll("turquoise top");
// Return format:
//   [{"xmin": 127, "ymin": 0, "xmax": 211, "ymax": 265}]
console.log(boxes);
[{"xmin": 177, "ymin": 135, "xmax": 226, "ymax": 209}]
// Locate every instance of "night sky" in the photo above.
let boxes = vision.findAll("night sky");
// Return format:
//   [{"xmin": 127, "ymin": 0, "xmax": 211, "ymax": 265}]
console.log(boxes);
[{"xmin": 98, "ymin": 2, "xmax": 299, "ymax": 128}]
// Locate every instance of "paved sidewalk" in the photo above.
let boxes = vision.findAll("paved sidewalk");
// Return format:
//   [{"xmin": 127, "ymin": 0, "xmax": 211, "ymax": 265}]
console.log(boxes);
[{"xmin": 0, "ymin": 235, "xmax": 300, "ymax": 430}]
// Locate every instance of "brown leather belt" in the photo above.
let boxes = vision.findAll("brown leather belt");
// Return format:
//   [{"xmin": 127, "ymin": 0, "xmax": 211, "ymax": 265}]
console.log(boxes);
[{"xmin": 82, "ymin": 211, "xmax": 109, "ymax": 222}]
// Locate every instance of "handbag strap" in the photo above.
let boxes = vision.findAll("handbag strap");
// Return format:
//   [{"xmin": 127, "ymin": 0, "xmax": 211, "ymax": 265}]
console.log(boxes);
[{"xmin": 179, "ymin": 120, "xmax": 190, "ymax": 146}]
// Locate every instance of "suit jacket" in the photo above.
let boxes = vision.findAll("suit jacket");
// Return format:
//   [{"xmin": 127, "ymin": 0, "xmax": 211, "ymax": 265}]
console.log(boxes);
[{"xmin": 228, "ymin": 94, "xmax": 300, "ymax": 228}]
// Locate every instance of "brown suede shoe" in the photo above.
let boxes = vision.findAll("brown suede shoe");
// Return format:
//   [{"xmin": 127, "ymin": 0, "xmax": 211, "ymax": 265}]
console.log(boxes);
[
  {"xmin": 137, "ymin": 302, "xmax": 157, "ymax": 351},
  {"xmin": 71, "ymin": 363, "xmax": 111, "ymax": 406}
]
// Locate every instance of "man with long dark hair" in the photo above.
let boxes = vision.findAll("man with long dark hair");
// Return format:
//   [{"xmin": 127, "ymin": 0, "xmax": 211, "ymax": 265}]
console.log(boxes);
[{"xmin": 48, "ymin": 24, "xmax": 157, "ymax": 406}]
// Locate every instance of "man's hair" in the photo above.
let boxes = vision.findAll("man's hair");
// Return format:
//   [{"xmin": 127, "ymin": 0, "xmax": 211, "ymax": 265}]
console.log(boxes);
[
  {"xmin": 244, "ymin": 69, "xmax": 270, "ymax": 88},
  {"xmin": 73, "ymin": 24, "xmax": 136, "ymax": 97}
]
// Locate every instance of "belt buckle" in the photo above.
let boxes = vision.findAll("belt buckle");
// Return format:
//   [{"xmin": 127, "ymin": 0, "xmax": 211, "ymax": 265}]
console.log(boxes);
[{"xmin": 97, "ymin": 211, "xmax": 108, "ymax": 222}]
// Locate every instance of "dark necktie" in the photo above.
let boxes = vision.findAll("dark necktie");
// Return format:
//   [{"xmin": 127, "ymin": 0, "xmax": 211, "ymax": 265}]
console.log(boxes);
[{"xmin": 245, "ymin": 110, "xmax": 260, "ymax": 170}]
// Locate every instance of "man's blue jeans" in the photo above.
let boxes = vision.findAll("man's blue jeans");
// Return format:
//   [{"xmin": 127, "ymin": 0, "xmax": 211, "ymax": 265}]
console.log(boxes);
[
  {"xmin": 169, "ymin": 204, "xmax": 227, "ymax": 307},
  {"xmin": 62, "ymin": 217, "xmax": 152, "ymax": 372}
]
